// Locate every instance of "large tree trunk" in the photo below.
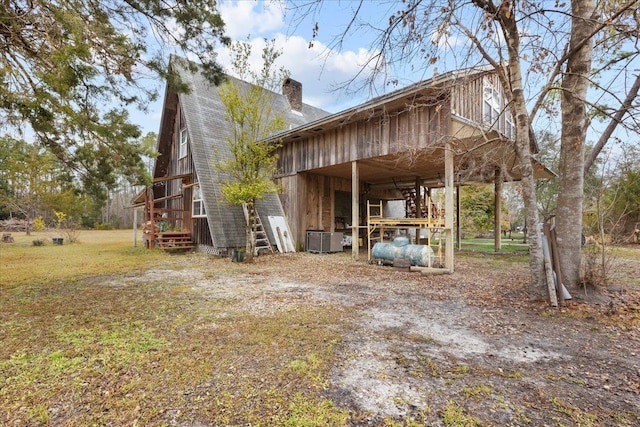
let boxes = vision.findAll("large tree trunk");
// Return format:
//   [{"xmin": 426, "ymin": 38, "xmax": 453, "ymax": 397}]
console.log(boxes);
[
  {"xmin": 245, "ymin": 200, "xmax": 256, "ymax": 262},
  {"xmin": 513, "ymin": 112, "xmax": 546, "ymax": 295},
  {"xmin": 556, "ymin": 0, "xmax": 596, "ymax": 288},
  {"xmin": 493, "ymin": 6, "xmax": 547, "ymax": 295}
]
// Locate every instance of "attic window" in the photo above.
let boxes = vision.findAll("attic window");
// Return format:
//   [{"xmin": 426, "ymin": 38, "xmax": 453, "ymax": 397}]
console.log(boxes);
[
  {"xmin": 192, "ymin": 184, "xmax": 206, "ymax": 217},
  {"xmin": 179, "ymin": 128, "xmax": 188, "ymax": 159}
]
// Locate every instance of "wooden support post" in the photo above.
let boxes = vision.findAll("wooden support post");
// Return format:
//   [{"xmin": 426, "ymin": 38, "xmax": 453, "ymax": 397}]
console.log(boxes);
[
  {"xmin": 351, "ymin": 161, "xmax": 359, "ymax": 261},
  {"xmin": 543, "ymin": 223, "xmax": 559, "ymax": 307},
  {"xmin": 133, "ymin": 208, "xmax": 138, "ymax": 247},
  {"xmin": 444, "ymin": 140, "xmax": 454, "ymax": 271},
  {"xmin": 456, "ymin": 184, "xmax": 461, "ymax": 250},
  {"xmin": 415, "ymin": 176, "xmax": 422, "ymax": 244},
  {"xmin": 426, "ymin": 187, "xmax": 432, "ymax": 249},
  {"xmin": 549, "ymin": 226, "xmax": 565, "ymax": 306},
  {"xmin": 149, "ymin": 187, "xmax": 156, "ymax": 249},
  {"xmin": 329, "ymin": 178, "xmax": 335, "ymax": 232},
  {"xmin": 494, "ymin": 168, "xmax": 502, "ymax": 252}
]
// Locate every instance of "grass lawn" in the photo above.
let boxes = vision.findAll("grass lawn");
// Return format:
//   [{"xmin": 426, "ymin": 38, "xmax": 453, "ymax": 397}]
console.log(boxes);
[
  {"xmin": 2, "ymin": 230, "xmax": 638, "ymax": 426},
  {"xmin": 459, "ymin": 238, "xmax": 529, "ymax": 253},
  {"xmin": 0, "ymin": 230, "xmax": 349, "ymax": 426}
]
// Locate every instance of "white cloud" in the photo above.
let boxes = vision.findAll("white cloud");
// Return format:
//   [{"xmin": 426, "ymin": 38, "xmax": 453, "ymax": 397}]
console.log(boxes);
[
  {"xmin": 219, "ymin": 0, "xmax": 286, "ymax": 39},
  {"xmin": 138, "ymin": 1, "xmax": 387, "ymax": 133},
  {"xmin": 215, "ymin": 32, "xmax": 383, "ymax": 113}
]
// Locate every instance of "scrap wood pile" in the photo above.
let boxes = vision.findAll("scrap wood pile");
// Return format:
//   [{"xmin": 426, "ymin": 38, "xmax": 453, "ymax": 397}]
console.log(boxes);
[
  {"xmin": 542, "ymin": 220, "xmax": 572, "ymax": 308},
  {"xmin": 0, "ymin": 218, "xmax": 33, "ymax": 232}
]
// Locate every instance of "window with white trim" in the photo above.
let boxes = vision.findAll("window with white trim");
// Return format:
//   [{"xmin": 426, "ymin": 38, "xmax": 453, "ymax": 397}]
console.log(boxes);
[
  {"xmin": 179, "ymin": 128, "xmax": 188, "ymax": 159},
  {"xmin": 192, "ymin": 184, "xmax": 206, "ymax": 217},
  {"xmin": 505, "ymin": 109, "xmax": 515, "ymax": 139},
  {"xmin": 483, "ymin": 77, "xmax": 501, "ymax": 127}
]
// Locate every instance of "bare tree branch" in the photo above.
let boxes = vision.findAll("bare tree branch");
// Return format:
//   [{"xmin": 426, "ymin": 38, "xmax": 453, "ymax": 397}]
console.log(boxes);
[{"xmin": 584, "ymin": 73, "xmax": 640, "ymax": 174}]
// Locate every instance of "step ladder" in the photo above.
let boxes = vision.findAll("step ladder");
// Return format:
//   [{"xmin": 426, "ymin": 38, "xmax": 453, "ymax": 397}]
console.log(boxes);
[{"xmin": 243, "ymin": 204, "xmax": 274, "ymax": 256}]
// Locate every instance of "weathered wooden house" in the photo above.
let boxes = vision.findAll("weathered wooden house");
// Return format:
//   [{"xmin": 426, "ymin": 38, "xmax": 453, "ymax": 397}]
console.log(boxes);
[
  {"xmin": 137, "ymin": 59, "xmax": 551, "ymax": 271},
  {"xmin": 134, "ymin": 59, "xmax": 329, "ymax": 255}
]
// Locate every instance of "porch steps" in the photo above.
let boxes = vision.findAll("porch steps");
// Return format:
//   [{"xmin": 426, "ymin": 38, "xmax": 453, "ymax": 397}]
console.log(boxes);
[{"xmin": 156, "ymin": 231, "xmax": 194, "ymax": 251}]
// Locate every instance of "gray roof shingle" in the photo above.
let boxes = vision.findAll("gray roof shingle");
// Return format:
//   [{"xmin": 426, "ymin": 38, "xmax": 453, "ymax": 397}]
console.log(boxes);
[{"xmin": 175, "ymin": 60, "xmax": 330, "ymax": 249}]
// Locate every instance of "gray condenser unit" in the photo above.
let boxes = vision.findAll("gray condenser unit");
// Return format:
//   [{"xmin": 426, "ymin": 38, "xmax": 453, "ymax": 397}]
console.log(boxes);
[{"xmin": 306, "ymin": 231, "xmax": 343, "ymax": 253}]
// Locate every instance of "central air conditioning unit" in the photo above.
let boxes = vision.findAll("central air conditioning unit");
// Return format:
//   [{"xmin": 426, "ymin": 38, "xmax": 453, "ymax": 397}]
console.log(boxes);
[{"xmin": 305, "ymin": 231, "xmax": 343, "ymax": 253}]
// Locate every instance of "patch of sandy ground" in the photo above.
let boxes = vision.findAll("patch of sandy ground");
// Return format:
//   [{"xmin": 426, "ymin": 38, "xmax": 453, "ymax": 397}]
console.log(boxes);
[{"xmin": 114, "ymin": 251, "xmax": 640, "ymax": 425}]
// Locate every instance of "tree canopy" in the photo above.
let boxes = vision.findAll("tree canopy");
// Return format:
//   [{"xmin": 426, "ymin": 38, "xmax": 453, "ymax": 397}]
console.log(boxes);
[{"xmin": 0, "ymin": 0, "xmax": 229, "ymax": 196}]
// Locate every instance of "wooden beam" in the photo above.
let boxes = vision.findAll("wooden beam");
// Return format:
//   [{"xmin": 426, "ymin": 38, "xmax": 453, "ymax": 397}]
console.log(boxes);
[
  {"xmin": 444, "ymin": 140, "xmax": 454, "ymax": 271},
  {"xmin": 330, "ymin": 178, "xmax": 335, "ymax": 232},
  {"xmin": 133, "ymin": 207, "xmax": 138, "ymax": 247},
  {"xmin": 410, "ymin": 266, "xmax": 452, "ymax": 275},
  {"xmin": 415, "ymin": 176, "xmax": 422, "ymax": 244},
  {"xmin": 456, "ymin": 184, "xmax": 461, "ymax": 250},
  {"xmin": 494, "ymin": 168, "xmax": 502, "ymax": 252},
  {"xmin": 352, "ymin": 161, "xmax": 359, "ymax": 261}
]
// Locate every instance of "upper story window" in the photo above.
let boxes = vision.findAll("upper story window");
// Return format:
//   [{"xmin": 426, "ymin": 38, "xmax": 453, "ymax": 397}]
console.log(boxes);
[
  {"xmin": 179, "ymin": 128, "xmax": 188, "ymax": 159},
  {"xmin": 192, "ymin": 184, "xmax": 206, "ymax": 217},
  {"xmin": 483, "ymin": 77, "xmax": 501, "ymax": 126},
  {"xmin": 505, "ymin": 109, "xmax": 515, "ymax": 140}
]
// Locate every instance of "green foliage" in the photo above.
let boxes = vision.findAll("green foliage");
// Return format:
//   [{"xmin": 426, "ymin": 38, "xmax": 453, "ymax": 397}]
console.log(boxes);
[
  {"xmin": 95, "ymin": 223, "xmax": 114, "ymax": 231},
  {"xmin": 459, "ymin": 184, "xmax": 508, "ymax": 233},
  {"xmin": 286, "ymin": 394, "xmax": 349, "ymax": 426},
  {"xmin": 583, "ymin": 147, "xmax": 640, "ymax": 241},
  {"xmin": 1, "ymin": 0, "xmax": 228, "ymax": 194},
  {"xmin": 0, "ymin": 136, "xmax": 104, "ymax": 226},
  {"xmin": 608, "ymin": 158, "xmax": 640, "ymax": 236},
  {"xmin": 441, "ymin": 401, "xmax": 481, "ymax": 427},
  {"xmin": 217, "ymin": 39, "xmax": 288, "ymax": 257},
  {"xmin": 0, "ymin": 137, "xmax": 66, "ymax": 228},
  {"xmin": 535, "ymin": 131, "xmax": 560, "ymax": 219},
  {"xmin": 217, "ymin": 39, "xmax": 287, "ymax": 205},
  {"xmin": 33, "ymin": 216, "xmax": 46, "ymax": 231}
]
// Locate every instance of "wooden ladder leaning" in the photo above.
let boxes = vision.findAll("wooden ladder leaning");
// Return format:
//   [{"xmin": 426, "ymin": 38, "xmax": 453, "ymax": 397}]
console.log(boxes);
[{"xmin": 243, "ymin": 204, "xmax": 274, "ymax": 256}]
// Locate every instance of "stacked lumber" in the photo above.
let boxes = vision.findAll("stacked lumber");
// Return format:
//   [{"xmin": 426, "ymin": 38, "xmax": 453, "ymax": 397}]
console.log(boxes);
[
  {"xmin": 0, "ymin": 218, "xmax": 33, "ymax": 232},
  {"xmin": 542, "ymin": 220, "xmax": 572, "ymax": 307}
]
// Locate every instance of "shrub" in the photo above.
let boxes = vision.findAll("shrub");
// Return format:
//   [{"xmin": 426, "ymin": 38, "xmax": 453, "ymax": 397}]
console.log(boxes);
[
  {"xmin": 33, "ymin": 216, "xmax": 46, "ymax": 231},
  {"xmin": 580, "ymin": 245, "xmax": 613, "ymax": 293}
]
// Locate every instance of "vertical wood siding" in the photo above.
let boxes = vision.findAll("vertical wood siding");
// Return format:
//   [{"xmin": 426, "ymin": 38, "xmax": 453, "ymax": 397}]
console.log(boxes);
[
  {"xmin": 157, "ymin": 101, "xmax": 204, "ymax": 240},
  {"xmin": 276, "ymin": 103, "xmax": 444, "ymax": 176},
  {"xmin": 450, "ymin": 73, "xmax": 514, "ymax": 137},
  {"xmin": 277, "ymin": 172, "xmax": 355, "ymax": 245}
]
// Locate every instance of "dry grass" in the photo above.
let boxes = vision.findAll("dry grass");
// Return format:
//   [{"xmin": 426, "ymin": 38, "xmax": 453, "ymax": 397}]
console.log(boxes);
[
  {"xmin": 1, "ymin": 230, "xmax": 638, "ymax": 426},
  {"xmin": 1, "ymin": 231, "xmax": 350, "ymax": 425},
  {"xmin": 0, "ymin": 230, "xmax": 166, "ymax": 289}
]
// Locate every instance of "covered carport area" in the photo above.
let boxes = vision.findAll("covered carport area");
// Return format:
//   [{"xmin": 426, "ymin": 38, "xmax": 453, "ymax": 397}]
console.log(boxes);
[{"xmin": 296, "ymin": 125, "xmax": 554, "ymax": 272}]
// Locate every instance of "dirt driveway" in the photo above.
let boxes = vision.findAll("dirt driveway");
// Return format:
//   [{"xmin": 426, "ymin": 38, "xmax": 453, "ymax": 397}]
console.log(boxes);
[{"xmin": 183, "ymin": 250, "xmax": 640, "ymax": 425}]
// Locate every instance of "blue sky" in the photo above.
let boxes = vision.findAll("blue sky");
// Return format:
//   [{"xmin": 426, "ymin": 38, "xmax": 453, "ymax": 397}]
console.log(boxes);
[
  {"xmin": 133, "ymin": 0, "xmax": 638, "ymax": 153},
  {"xmin": 135, "ymin": 0, "xmax": 408, "ymax": 135}
]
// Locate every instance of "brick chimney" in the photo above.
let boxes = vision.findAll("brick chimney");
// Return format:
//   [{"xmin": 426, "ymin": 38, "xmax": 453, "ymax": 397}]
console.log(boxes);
[{"xmin": 282, "ymin": 78, "xmax": 302, "ymax": 112}]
